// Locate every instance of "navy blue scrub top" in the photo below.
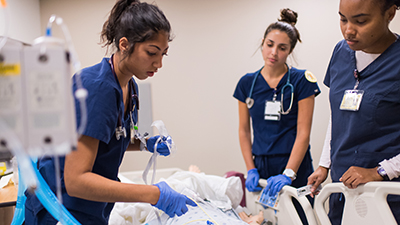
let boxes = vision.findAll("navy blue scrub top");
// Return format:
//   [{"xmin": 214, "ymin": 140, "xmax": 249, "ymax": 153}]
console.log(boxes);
[
  {"xmin": 233, "ymin": 67, "xmax": 320, "ymax": 156},
  {"xmin": 324, "ymin": 36, "xmax": 400, "ymax": 182},
  {"xmin": 25, "ymin": 57, "xmax": 139, "ymax": 224}
]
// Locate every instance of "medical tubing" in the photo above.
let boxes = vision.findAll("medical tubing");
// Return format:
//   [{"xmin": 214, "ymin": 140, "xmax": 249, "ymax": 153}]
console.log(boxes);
[
  {"xmin": 142, "ymin": 121, "xmax": 177, "ymax": 224},
  {"xmin": 10, "ymin": 167, "xmax": 27, "ymax": 225},
  {"xmin": 152, "ymin": 137, "xmax": 161, "ymax": 185},
  {"xmin": 53, "ymin": 155, "xmax": 65, "ymax": 224},
  {"xmin": 280, "ymin": 64, "xmax": 294, "ymax": 115},
  {"xmin": 45, "ymin": 15, "xmax": 56, "ymax": 37},
  {"xmin": 32, "ymin": 159, "xmax": 81, "ymax": 225},
  {"xmin": 181, "ymin": 196, "xmax": 219, "ymax": 225},
  {"xmin": 142, "ymin": 133, "xmax": 165, "ymax": 185},
  {"xmin": 144, "ymin": 147, "xmax": 162, "ymax": 225},
  {"xmin": 248, "ymin": 68, "xmax": 262, "ymax": 99},
  {"xmin": 46, "ymin": 14, "xmax": 88, "ymax": 137},
  {"xmin": 0, "ymin": 121, "xmax": 79, "ymax": 224},
  {"xmin": 0, "ymin": 120, "xmax": 37, "ymax": 193},
  {"xmin": 0, "ymin": 0, "xmax": 9, "ymax": 52},
  {"xmin": 58, "ymin": 16, "xmax": 88, "ymax": 137},
  {"xmin": 142, "ymin": 139, "xmax": 161, "ymax": 224}
]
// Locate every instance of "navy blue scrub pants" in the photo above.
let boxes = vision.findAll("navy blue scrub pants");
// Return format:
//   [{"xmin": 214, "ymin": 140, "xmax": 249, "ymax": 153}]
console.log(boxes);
[{"xmin": 254, "ymin": 150, "xmax": 314, "ymax": 225}]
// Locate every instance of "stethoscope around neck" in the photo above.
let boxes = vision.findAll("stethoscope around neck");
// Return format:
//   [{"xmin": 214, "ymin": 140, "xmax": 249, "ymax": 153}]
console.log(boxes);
[
  {"xmin": 110, "ymin": 54, "xmax": 139, "ymax": 140},
  {"xmin": 245, "ymin": 63, "xmax": 294, "ymax": 115}
]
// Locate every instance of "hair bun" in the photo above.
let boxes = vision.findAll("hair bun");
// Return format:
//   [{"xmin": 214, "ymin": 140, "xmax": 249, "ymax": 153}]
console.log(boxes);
[
  {"xmin": 278, "ymin": 8, "xmax": 298, "ymax": 26},
  {"xmin": 127, "ymin": 0, "xmax": 140, "ymax": 6}
]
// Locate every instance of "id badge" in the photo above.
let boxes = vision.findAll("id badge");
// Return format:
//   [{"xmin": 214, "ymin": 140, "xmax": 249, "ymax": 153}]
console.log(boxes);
[
  {"xmin": 265, "ymin": 101, "xmax": 281, "ymax": 121},
  {"xmin": 340, "ymin": 90, "xmax": 364, "ymax": 111}
]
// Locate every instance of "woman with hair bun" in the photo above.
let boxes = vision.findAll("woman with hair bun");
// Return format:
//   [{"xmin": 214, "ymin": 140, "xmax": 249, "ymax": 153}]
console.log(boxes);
[
  {"xmin": 233, "ymin": 8, "xmax": 320, "ymax": 223},
  {"xmin": 308, "ymin": 0, "xmax": 400, "ymax": 224},
  {"xmin": 24, "ymin": 0, "xmax": 195, "ymax": 224}
]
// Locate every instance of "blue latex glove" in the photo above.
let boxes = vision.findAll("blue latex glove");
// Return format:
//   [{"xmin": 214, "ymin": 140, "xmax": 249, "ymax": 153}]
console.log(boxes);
[
  {"xmin": 153, "ymin": 181, "xmax": 197, "ymax": 217},
  {"xmin": 246, "ymin": 168, "xmax": 262, "ymax": 192},
  {"xmin": 147, "ymin": 135, "xmax": 171, "ymax": 156},
  {"xmin": 265, "ymin": 174, "xmax": 292, "ymax": 196}
]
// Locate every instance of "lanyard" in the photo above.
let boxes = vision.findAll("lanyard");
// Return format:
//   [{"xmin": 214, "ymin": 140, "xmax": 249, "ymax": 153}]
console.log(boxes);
[
  {"xmin": 353, "ymin": 69, "xmax": 360, "ymax": 90},
  {"xmin": 339, "ymin": 68, "xmax": 364, "ymax": 111}
]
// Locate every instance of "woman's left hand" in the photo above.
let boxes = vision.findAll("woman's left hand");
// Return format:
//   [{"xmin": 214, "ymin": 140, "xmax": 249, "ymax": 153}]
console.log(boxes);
[
  {"xmin": 146, "ymin": 135, "xmax": 171, "ymax": 156},
  {"xmin": 265, "ymin": 174, "xmax": 292, "ymax": 196},
  {"xmin": 339, "ymin": 166, "xmax": 383, "ymax": 189}
]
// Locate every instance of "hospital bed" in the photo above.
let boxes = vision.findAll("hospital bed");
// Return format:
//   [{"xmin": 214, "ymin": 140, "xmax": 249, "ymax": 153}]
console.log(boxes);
[
  {"xmin": 314, "ymin": 182, "xmax": 400, "ymax": 225},
  {"xmin": 116, "ymin": 168, "xmax": 318, "ymax": 225},
  {"xmin": 117, "ymin": 168, "xmax": 400, "ymax": 225},
  {"xmin": 245, "ymin": 179, "xmax": 318, "ymax": 225}
]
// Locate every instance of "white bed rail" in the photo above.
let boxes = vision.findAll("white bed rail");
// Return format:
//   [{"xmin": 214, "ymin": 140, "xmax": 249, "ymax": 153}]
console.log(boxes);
[
  {"xmin": 314, "ymin": 182, "xmax": 400, "ymax": 225},
  {"xmin": 246, "ymin": 179, "xmax": 318, "ymax": 225},
  {"xmin": 277, "ymin": 185, "xmax": 318, "ymax": 225}
]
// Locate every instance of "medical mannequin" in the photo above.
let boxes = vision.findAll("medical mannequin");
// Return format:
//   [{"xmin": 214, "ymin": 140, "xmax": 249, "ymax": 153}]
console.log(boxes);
[
  {"xmin": 24, "ymin": 0, "xmax": 195, "ymax": 224},
  {"xmin": 307, "ymin": 0, "xmax": 400, "ymax": 224},
  {"xmin": 233, "ymin": 8, "xmax": 320, "ymax": 224}
]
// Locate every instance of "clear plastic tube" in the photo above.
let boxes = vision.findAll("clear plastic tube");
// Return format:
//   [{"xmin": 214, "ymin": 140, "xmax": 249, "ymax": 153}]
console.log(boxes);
[
  {"xmin": 41, "ymin": 15, "xmax": 87, "ymax": 224},
  {"xmin": 141, "ymin": 121, "xmax": 177, "ymax": 225},
  {"xmin": 142, "ymin": 120, "xmax": 176, "ymax": 185},
  {"xmin": 46, "ymin": 15, "xmax": 88, "ymax": 138},
  {"xmin": 0, "ymin": 120, "xmax": 37, "ymax": 192},
  {"xmin": 0, "ymin": 120, "xmax": 81, "ymax": 225},
  {"xmin": 10, "ymin": 166, "xmax": 26, "ymax": 225},
  {"xmin": 32, "ymin": 159, "xmax": 81, "ymax": 225},
  {"xmin": 54, "ymin": 156, "xmax": 64, "ymax": 224}
]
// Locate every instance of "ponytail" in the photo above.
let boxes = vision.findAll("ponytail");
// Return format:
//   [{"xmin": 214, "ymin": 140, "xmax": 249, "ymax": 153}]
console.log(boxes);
[{"xmin": 100, "ymin": 0, "xmax": 171, "ymax": 54}]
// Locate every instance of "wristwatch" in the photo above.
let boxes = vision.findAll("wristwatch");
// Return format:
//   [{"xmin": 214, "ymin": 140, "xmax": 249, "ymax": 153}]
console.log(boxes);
[
  {"xmin": 283, "ymin": 168, "xmax": 297, "ymax": 181},
  {"xmin": 377, "ymin": 166, "xmax": 390, "ymax": 181}
]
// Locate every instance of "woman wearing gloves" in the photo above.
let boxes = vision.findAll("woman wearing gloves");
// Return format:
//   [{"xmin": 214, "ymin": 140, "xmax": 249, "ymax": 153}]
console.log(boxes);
[
  {"xmin": 307, "ymin": 0, "xmax": 400, "ymax": 224},
  {"xmin": 24, "ymin": 0, "xmax": 195, "ymax": 224},
  {"xmin": 233, "ymin": 8, "xmax": 320, "ymax": 223}
]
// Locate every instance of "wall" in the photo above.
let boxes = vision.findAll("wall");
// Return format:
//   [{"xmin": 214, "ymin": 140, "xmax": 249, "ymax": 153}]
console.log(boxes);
[
  {"xmin": 0, "ymin": 0, "xmax": 41, "ymax": 43},
  {"xmin": 39, "ymin": 0, "xmax": 400, "ymax": 177}
]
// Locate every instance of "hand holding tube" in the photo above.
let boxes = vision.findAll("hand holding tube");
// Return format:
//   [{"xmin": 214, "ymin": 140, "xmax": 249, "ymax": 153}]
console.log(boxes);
[
  {"xmin": 246, "ymin": 168, "xmax": 262, "ymax": 192},
  {"xmin": 265, "ymin": 174, "xmax": 292, "ymax": 196},
  {"xmin": 153, "ymin": 181, "xmax": 197, "ymax": 217},
  {"xmin": 146, "ymin": 135, "xmax": 171, "ymax": 156}
]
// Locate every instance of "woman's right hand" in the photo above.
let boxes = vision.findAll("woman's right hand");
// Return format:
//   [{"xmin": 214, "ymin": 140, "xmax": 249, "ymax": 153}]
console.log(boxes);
[
  {"xmin": 245, "ymin": 168, "xmax": 262, "ymax": 192},
  {"xmin": 307, "ymin": 166, "xmax": 329, "ymax": 197},
  {"xmin": 153, "ymin": 181, "xmax": 197, "ymax": 217}
]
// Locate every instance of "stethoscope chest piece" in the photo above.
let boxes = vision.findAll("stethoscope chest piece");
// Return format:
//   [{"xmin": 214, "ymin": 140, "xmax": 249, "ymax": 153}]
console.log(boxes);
[
  {"xmin": 246, "ymin": 97, "xmax": 254, "ymax": 109},
  {"xmin": 115, "ymin": 126, "xmax": 127, "ymax": 140}
]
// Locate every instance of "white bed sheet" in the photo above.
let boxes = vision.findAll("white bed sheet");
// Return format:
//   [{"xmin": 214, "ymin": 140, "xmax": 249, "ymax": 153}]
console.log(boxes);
[{"xmin": 109, "ymin": 170, "xmax": 245, "ymax": 225}]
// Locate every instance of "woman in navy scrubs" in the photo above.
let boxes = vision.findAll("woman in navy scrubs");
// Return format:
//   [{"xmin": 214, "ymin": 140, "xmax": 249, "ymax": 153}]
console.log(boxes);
[
  {"xmin": 25, "ymin": 0, "xmax": 195, "ymax": 224},
  {"xmin": 233, "ymin": 8, "xmax": 320, "ymax": 223},
  {"xmin": 308, "ymin": 0, "xmax": 400, "ymax": 224}
]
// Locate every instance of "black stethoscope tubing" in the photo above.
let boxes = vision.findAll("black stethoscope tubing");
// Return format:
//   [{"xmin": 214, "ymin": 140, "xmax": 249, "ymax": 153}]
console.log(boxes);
[{"xmin": 110, "ymin": 54, "xmax": 138, "ymax": 140}]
